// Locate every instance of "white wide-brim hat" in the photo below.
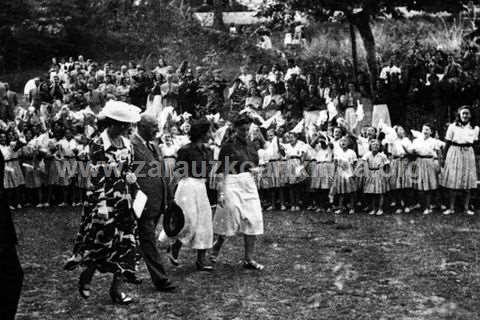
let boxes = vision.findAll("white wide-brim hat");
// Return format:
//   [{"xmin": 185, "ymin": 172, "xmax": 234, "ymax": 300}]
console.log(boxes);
[{"xmin": 98, "ymin": 100, "xmax": 141, "ymax": 123}]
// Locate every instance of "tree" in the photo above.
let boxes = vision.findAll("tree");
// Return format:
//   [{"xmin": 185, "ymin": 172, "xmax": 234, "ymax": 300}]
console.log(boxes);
[{"xmin": 262, "ymin": 0, "xmax": 476, "ymax": 94}]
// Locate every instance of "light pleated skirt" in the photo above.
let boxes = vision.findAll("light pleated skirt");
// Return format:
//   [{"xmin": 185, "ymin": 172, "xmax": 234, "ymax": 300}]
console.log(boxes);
[
  {"xmin": 213, "ymin": 172, "xmax": 263, "ymax": 237},
  {"xmin": 265, "ymin": 160, "xmax": 282, "ymax": 188},
  {"xmin": 23, "ymin": 160, "xmax": 43, "ymax": 188},
  {"xmin": 390, "ymin": 158, "xmax": 412, "ymax": 190},
  {"xmin": 440, "ymin": 146, "xmax": 477, "ymax": 190},
  {"xmin": 175, "ymin": 178, "xmax": 213, "ymax": 249},
  {"xmin": 285, "ymin": 158, "xmax": 308, "ymax": 185},
  {"xmin": 412, "ymin": 158, "xmax": 439, "ymax": 191},
  {"xmin": 363, "ymin": 168, "xmax": 391, "ymax": 194},
  {"xmin": 4, "ymin": 160, "xmax": 25, "ymax": 189},
  {"xmin": 310, "ymin": 161, "xmax": 334, "ymax": 190},
  {"xmin": 332, "ymin": 174, "xmax": 358, "ymax": 195}
]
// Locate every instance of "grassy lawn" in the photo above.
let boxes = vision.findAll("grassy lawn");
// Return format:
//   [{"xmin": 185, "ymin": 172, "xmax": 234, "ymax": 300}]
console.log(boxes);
[{"xmin": 12, "ymin": 207, "xmax": 480, "ymax": 320}]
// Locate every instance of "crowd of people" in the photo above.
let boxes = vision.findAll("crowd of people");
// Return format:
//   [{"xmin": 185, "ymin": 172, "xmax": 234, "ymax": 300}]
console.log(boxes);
[
  {"xmin": 0, "ymin": 47, "xmax": 479, "ymax": 310},
  {"xmin": 0, "ymin": 49, "xmax": 479, "ymax": 215}
]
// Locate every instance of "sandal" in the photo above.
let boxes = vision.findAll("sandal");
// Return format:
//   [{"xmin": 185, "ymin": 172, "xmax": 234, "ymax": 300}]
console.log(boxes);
[
  {"xmin": 109, "ymin": 289, "xmax": 134, "ymax": 305},
  {"xmin": 243, "ymin": 260, "xmax": 264, "ymax": 271}
]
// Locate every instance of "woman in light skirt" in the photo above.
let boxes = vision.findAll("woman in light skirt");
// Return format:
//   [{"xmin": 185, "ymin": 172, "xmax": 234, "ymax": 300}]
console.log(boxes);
[
  {"xmin": 440, "ymin": 106, "xmax": 479, "ymax": 215},
  {"xmin": 168, "ymin": 120, "xmax": 214, "ymax": 271},
  {"xmin": 211, "ymin": 116, "xmax": 265, "ymax": 270}
]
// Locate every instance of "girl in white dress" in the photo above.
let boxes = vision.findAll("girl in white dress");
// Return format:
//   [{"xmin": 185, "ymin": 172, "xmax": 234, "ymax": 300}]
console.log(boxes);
[
  {"xmin": 264, "ymin": 129, "xmax": 286, "ymax": 211},
  {"xmin": 387, "ymin": 126, "xmax": 413, "ymax": 214},
  {"xmin": 74, "ymin": 134, "xmax": 90, "ymax": 206},
  {"xmin": 0, "ymin": 130, "xmax": 25, "ymax": 210},
  {"xmin": 410, "ymin": 123, "xmax": 444, "ymax": 215},
  {"xmin": 159, "ymin": 133, "xmax": 179, "ymax": 182},
  {"xmin": 332, "ymin": 136, "xmax": 358, "ymax": 214},
  {"xmin": 308, "ymin": 134, "xmax": 334, "ymax": 213},
  {"xmin": 440, "ymin": 106, "xmax": 479, "ymax": 215},
  {"xmin": 21, "ymin": 128, "xmax": 43, "ymax": 206},
  {"xmin": 282, "ymin": 132, "xmax": 309, "ymax": 211},
  {"xmin": 361, "ymin": 139, "xmax": 390, "ymax": 216}
]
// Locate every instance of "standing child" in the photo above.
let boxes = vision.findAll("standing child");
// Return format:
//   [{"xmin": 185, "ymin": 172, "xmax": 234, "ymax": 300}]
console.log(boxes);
[
  {"xmin": 21, "ymin": 128, "xmax": 43, "ymax": 206},
  {"xmin": 440, "ymin": 106, "xmax": 479, "ymax": 215},
  {"xmin": 159, "ymin": 132, "xmax": 179, "ymax": 182},
  {"xmin": 264, "ymin": 128, "xmax": 286, "ymax": 211},
  {"xmin": 283, "ymin": 132, "xmax": 309, "ymax": 211},
  {"xmin": 332, "ymin": 136, "xmax": 358, "ymax": 214},
  {"xmin": 362, "ymin": 139, "xmax": 390, "ymax": 215},
  {"xmin": 74, "ymin": 133, "xmax": 90, "ymax": 206},
  {"xmin": 387, "ymin": 126, "xmax": 413, "ymax": 213},
  {"xmin": 308, "ymin": 134, "xmax": 334, "ymax": 213},
  {"xmin": 410, "ymin": 123, "xmax": 444, "ymax": 215},
  {"xmin": 56, "ymin": 127, "xmax": 77, "ymax": 206},
  {"xmin": 0, "ymin": 129, "xmax": 25, "ymax": 210}
]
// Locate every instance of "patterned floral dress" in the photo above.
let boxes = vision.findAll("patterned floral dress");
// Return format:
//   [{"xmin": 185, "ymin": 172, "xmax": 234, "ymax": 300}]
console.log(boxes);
[{"xmin": 65, "ymin": 130, "xmax": 138, "ymax": 277}]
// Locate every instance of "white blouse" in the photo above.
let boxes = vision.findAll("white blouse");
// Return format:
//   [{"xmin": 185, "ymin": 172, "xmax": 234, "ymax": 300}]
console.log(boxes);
[
  {"xmin": 445, "ymin": 123, "xmax": 479, "ymax": 144},
  {"xmin": 389, "ymin": 138, "xmax": 412, "ymax": 157},
  {"xmin": 411, "ymin": 137, "xmax": 443, "ymax": 157}
]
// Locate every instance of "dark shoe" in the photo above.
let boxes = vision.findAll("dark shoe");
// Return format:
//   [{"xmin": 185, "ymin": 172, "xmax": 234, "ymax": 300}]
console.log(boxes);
[
  {"xmin": 155, "ymin": 279, "xmax": 177, "ymax": 292},
  {"xmin": 78, "ymin": 268, "xmax": 94, "ymax": 299},
  {"xmin": 196, "ymin": 261, "xmax": 214, "ymax": 272},
  {"xmin": 125, "ymin": 274, "xmax": 143, "ymax": 285},
  {"xmin": 78, "ymin": 283, "xmax": 91, "ymax": 299},
  {"xmin": 243, "ymin": 260, "xmax": 264, "ymax": 271},
  {"xmin": 109, "ymin": 288, "xmax": 134, "ymax": 305}
]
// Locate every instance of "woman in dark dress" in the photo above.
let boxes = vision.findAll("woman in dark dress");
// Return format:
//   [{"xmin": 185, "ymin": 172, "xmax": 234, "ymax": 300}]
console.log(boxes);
[
  {"xmin": 211, "ymin": 116, "xmax": 264, "ymax": 270},
  {"xmin": 64, "ymin": 101, "xmax": 141, "ymax": 304}
]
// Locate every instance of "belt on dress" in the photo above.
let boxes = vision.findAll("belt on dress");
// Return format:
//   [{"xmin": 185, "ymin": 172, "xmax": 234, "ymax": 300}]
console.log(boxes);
[
  {"xmin": 417, "ymin": 155, "xmax": 435, "ymax": 159},
  {"xmin": 164, "ymin": 156, "xmax": 177, "ymax": 159},
  {"xmin": 288, "ymin": 156, "xmax": 302, "ymax": 160},
  {"xmin": 316, "ymin": 160, "xmax": 332, "ymax": 163},
  {"xmin": 268, "ymin": 159, "xmax": 280, "ymax": 162},
  {"xmin": 392, "ymin": 156, "xmax": 406, "ymax": 159},
  {"xmin": 368, "ymin": 167, "xmax": 380, "ymax": 171},
  {"xmin": 5, "ymin": 158, "xmax": 19, "ymax": 162},
  {"xmin": 450, "ymin": 142, "xmax": 473, "ymax": 148}
]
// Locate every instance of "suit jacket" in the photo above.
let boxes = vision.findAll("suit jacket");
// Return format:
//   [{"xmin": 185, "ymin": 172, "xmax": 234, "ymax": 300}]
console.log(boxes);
[
  {"xmin": 130, "ymin": 133, "xmax": 167, "ymax": 219},
  {"xmin": 0, "ymin": 151, "xmax": 17, "ymax": 246}
]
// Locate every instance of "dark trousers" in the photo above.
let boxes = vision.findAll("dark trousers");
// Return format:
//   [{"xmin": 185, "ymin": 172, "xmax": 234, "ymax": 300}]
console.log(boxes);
[
  {"xmin": 0, "ymin": 246, "xmax": 23, "ymax": 320},
  {"xmin": 138, "ymin": 216, "xmax": 168, "ymax": 287}
]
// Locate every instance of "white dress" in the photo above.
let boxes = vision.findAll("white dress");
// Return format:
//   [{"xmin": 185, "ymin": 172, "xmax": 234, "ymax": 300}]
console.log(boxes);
[
  {"xmin": 440, "ymin": 123, "xmax": 478, "ymax": 190},
  {"xmin": 411, "ymin": 137, "xmax": 443, "ymax": 191},
  {"xmin": 332, "ymin": 148, "xmax": 358, "ymax": 194}
]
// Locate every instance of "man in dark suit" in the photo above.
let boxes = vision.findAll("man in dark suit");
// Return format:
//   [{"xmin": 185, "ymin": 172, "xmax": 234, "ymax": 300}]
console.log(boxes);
[
  {"xmin": 131, "ymin": 114, "xmax": 176, "ymax": 292},
  {"xmin": 0, "ymin": 150, "xmax": 24, "ymax": 319}
]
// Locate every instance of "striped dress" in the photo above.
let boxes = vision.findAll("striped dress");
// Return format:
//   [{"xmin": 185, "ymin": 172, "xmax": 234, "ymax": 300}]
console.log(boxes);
[
  {"xmin": 440, "ymin": 123, "xmax": 478, "ymax": 190},
  {"xmin": 389, "ymin": 138, "xmax": 413, "ymax": 190},
  {"xmin": 283, "ymin": 141, "xmax": 309, "ymax": 185},
  {"xmin": 264, "ymin": 137, "xmax": 283, "ymax": 188},
  {"xmin": 411, "ymin": 137, "xmax": 443, "ymax": 191},
  {"xmin": 332, "ymin": 148, "xmax": 358, "ymax": 194},
  {"xmin": 361, "ymin": 151, "xmax": 391, "ymax": 194},
  {"xmin": 1, "ymin": 144, "xmax": 25, "ymax": 189},
  {"xmin": 309, "ymin": 147, "xmax": 334, "ymax": 190}
]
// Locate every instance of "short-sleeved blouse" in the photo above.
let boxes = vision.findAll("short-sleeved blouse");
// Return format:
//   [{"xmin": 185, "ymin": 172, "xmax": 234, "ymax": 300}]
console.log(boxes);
[{"xmin": 445, "ymin": 123, "xmax": 479, "ymax": 144}]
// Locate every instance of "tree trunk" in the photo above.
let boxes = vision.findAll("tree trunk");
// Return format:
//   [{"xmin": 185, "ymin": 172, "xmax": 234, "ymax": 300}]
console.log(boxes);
[
  {"xmin": 349, "ymin": 22, "xmax": 358, "ymax": 85},
  {"xmin": 212, "ymin": 0, "xmax": 224, "ymax": 30},
  {"xmin": 350, "ymin": 12, "xmax": 377, "ymax": 96}
]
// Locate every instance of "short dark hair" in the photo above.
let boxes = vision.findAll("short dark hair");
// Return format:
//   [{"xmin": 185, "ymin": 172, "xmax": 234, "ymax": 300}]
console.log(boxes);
[{"xmin": 190, "ymin": 120, "xmax": 211, "ymax": 142}]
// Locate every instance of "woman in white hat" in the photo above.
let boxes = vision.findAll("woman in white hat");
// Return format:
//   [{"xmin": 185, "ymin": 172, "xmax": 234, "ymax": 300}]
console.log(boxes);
[{"xmin": 64, "ymin": 101, "xmax": 141, "ymax": 304}]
